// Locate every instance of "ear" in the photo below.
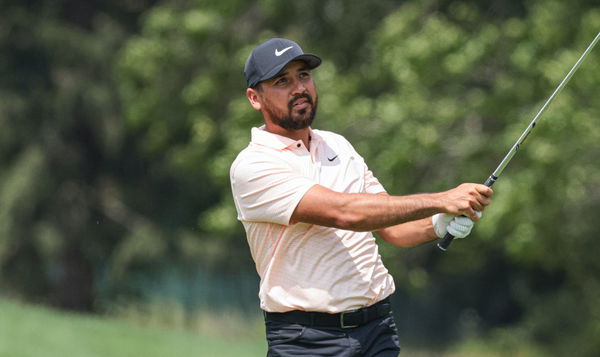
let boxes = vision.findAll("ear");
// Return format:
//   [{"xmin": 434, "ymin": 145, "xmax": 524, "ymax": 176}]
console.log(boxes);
[{"xmin": 246, "ymin": 88, "xmax": 262, "ymax": 110}]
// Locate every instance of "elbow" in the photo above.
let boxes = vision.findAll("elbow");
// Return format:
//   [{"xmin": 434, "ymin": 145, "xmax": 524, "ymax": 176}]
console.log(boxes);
[
  {"xmin": 318, "ymin": 193, "xmax": 379, "ymax": 231},
  {"xmin": 378, "ymin": 230, "xmax": 419, "ymax": 248},
  {"xmin": 333, "ymin": 212, "xmax": 372, "ymax": 232}
]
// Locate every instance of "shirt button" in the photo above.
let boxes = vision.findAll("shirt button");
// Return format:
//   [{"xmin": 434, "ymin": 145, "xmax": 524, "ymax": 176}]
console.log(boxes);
[{"xmin": 297, "ymin": 143, "xmax": 301, "ymax": 147}]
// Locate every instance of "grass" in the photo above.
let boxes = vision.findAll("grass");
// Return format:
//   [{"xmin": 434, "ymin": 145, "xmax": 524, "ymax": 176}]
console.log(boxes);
[
  {"xmin": 0, "ymin": 298, "xmax": 266, "ymax": 357},
  {"xmin": 0, "ymin": 298, "xmax": 544, "ymax": 357}
]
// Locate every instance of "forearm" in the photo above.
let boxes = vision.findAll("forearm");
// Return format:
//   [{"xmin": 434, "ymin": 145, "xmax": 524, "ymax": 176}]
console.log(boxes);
[
  {"xmin": 292, "ymin": 185, "xmax": 443, "ymax": 231},
  {"xmin": 336, "ymin": 192, "xmax": 442, "ymax": 231},
  {"xmin": 376, "ymin": 217, "xmax": 438, "ymax": 248}
]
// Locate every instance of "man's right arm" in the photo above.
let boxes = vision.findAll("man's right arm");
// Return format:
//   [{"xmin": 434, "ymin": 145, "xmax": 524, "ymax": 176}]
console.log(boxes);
[{"xmin": 291, "ymin": 183, "xmax": 493, "ymax": 232}]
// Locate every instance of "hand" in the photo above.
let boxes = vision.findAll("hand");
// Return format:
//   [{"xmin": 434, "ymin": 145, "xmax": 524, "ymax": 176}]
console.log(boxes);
[
  {"xmin": 432, "ymin": 212, "xmax": 482, "ymax": 239},
  {"xmin": 438, "ymin": 183, "xmax": 493, "ymax": 221}
]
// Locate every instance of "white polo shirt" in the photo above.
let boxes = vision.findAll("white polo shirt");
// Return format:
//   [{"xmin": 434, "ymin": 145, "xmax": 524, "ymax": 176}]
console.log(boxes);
[{"xmin": 230, "ymin": 126, "xmax": 395, "ymax": 313}]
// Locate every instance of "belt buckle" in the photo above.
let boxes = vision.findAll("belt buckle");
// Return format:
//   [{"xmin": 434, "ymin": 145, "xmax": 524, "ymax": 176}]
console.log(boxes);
[{"xmin": 340, "ymin": 309, "xmax": 359, "ymax": 329}]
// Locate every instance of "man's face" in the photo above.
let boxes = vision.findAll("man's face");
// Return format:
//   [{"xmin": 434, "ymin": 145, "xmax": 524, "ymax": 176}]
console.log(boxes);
[{"xmin": 255, "ymin": 61, "xmax": 318, "ymax": 130}]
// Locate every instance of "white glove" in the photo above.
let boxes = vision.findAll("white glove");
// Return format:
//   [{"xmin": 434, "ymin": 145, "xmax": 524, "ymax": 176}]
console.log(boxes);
[{"xmin": 432, "ymin": 212, "xmax": 482, "ymax": 239}]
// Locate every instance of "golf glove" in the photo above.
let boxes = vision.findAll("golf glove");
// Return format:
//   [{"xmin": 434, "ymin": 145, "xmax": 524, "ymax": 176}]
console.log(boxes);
[{"xmin": 432, "ymin": 212, "xmax": 482, "ymax": 239}]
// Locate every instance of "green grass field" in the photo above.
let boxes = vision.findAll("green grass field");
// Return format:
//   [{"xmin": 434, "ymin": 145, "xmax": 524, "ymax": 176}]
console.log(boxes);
[
  {"xmin": 0, "ymin": 298, "xmax": 543, "ymax": 357},
  {"xmin": 0, "ymin": 298, "xmax": 266, "ymax": 357}
]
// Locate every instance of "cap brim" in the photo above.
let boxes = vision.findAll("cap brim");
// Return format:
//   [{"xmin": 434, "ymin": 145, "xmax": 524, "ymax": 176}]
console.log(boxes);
[
  {"xmin": 253, "ymin": 54, "xmax": 321, "ymax": 88},
  {"xmin": 293, "ymin": 53, "xmax": 321, "ymax": 69}
]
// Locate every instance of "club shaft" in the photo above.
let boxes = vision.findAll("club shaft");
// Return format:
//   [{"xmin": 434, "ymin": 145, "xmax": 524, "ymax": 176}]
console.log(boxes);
[
  {"xmin": 492, "ymin": 31, "xmax": 600, "ymax": 179},
  {"xmin": 438, "ymin": 31, "xmax": 600, "ymax": 252}
]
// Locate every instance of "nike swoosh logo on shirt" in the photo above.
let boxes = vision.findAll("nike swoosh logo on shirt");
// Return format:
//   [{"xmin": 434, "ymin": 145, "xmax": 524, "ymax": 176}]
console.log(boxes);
[
  {"xmin": 327, "ymin": 155, "xmax": 338, "ymax": 162},
  {"xmin": 275, "ymin": 46, "xmax": 293, "ymax": 56}
]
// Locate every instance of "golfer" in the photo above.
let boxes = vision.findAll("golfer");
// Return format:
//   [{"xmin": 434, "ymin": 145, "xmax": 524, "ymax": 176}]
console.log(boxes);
[{"xmin": 230, "ymin": 38, "xmax": 493, "ymax": 357}]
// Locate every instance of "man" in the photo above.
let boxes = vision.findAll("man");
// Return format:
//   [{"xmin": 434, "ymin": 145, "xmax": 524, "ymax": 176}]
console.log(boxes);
[{"xmin": 230, "ymin": 38, "xmax": 493, "ymax": 356}]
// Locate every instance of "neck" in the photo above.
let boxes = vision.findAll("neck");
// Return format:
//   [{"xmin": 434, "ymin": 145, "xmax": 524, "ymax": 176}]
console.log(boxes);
[{"xmin": 264, "ymin": 122, "xmax": 311, "ymax": 150}]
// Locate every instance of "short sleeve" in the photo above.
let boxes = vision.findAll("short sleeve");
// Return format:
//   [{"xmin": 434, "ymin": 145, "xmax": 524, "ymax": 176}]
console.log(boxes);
[
  {"xmin": 343, "ymin": 140, "xmax": 386, "ymax": 195},
  {"xmin": 363, "ymin": 166, "xmax": 386, "ymax": 194},
  {"xmin": 230, "ymin": 154, "xmax": 317, "ymax": 226}
]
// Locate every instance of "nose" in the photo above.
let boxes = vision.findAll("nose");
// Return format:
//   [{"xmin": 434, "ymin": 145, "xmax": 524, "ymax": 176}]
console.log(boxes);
[{"xmin": 291, "ymin": 79, "xmax": 307, "ymax": 95}]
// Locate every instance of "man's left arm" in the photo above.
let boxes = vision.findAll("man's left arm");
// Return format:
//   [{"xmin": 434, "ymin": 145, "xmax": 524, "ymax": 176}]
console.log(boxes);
[
  {"xmin": 375, "ymin": 218, "xmax": 439, "ymax": 248},
  {"xmin": 374, "ymin": 193, "xmax": 438, "ymax": 247},
  {"xmin": 375, "ymin": 193, "xmax": 481, "ymax": 248}
]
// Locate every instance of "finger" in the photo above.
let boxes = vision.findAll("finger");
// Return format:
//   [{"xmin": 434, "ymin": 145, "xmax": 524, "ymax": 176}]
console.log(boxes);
[
  {"xmin": 454, "ymin": 216, "xmax": 475, "ymax": 227},
  {"xmin": 476, "ymin": 196, "xmax": 491, "ymax": 208},
  {"xmin": 469, "ymin": 199, "xmax": 485, "ymax": 213},
  {"xmin": 461, "ymin": 207, "xmax": 479, "ymax": 222},
  {"xmin": 447, "ymin": 219, "xmax": 473, "ymax": 238},
  {"xmin": 455, "ymin": 212, "xmax": 482, "ymax": 225},
  {"xmin": 471, "ymin": 190, "xmax": 492, "ymax": 209},
  {"xmin": 476, "ymin": 185, "xmax": 494, "ymax": 198},
  {"xmin": 447, "ymin": 224, "xmax": 466, "ymax": 238}
]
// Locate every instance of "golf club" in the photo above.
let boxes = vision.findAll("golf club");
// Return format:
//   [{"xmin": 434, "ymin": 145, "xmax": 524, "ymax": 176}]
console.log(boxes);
[{"xmin": 438, "ymin": 31, "xmax": 600, "ymax": 251}]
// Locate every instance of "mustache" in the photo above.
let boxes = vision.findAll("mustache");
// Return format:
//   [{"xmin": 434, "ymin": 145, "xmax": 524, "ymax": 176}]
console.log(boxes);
[{"xmin": 288, "ymin": 93, "xmax": 313, "ymax": 109}]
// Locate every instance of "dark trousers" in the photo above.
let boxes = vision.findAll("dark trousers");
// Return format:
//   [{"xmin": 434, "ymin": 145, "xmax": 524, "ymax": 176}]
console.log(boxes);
[{"xmin": 264, "ymin": 308, "xmax": 401, "ymax": 356}]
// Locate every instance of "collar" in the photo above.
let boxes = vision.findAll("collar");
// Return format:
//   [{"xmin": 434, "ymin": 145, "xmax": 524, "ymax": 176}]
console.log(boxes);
[{"xmin": 251, "ymin": 125, "xmax": 318, "ymax": 150}]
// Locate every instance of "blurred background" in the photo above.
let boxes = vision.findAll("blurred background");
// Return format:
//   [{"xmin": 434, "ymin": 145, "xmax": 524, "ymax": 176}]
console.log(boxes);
[{"xmin": 1, "ymin": 0, "xmax": 599, "ymax": 356}]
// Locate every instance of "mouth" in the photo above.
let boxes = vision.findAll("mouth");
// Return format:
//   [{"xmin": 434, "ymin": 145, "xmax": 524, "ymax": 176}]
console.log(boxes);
[{"xmin": 291, "ymin": 97, "xmax": 311, "ymax": 110}]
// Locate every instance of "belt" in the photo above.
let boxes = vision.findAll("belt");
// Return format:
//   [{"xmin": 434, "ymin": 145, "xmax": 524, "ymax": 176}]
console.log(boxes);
[{"xmin": 264, "ymin": 297, "xmax": 392, "ymax": 329}]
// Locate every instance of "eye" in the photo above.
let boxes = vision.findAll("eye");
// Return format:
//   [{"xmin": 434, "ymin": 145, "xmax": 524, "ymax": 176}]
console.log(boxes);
[
  {"xmin": 299, "ymin": 71, "xmax": 311, "ymax": 79},
  {"xmin": 275, "ymin": 77, "xmax": 288, "ymax": 85}
]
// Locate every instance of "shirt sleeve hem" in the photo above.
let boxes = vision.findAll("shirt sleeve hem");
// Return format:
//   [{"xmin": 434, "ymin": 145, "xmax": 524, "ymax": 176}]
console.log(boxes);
[{"xmin": 282, "ymin": 182, "xmax": 319, "ymax": 225}]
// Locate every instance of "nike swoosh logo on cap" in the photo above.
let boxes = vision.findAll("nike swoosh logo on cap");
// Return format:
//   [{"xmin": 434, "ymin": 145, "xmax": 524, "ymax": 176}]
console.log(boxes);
[{"xmin": 275, "ymin": 46, "xmax": 293, "ymax": 56}]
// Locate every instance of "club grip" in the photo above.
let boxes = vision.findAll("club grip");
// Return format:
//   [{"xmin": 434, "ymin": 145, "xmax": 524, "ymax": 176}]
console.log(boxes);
[
  {"xmin": 437, "ymin": 232, "xmax": 454, "ymax": 251},
  {"xmin": 437, "ymin": 175, "xmax": 497, "ymax": 252}
]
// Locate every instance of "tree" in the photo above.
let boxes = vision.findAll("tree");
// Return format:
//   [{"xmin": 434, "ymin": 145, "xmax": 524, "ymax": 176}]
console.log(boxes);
[{"xmin": 0, "ymin": 0, "xmax": 155, "ymax": 310}]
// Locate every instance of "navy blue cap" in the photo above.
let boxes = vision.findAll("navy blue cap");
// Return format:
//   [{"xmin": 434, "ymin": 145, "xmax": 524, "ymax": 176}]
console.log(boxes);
[{"xmin": 244, "ymin": 38, "xmax": 321, "ymax": 88}]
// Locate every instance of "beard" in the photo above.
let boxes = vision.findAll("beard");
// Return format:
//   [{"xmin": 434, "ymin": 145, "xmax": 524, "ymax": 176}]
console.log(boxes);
[{"xmin": 262, "ymin": 93, "xmax": 318, "ymax": 130}]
